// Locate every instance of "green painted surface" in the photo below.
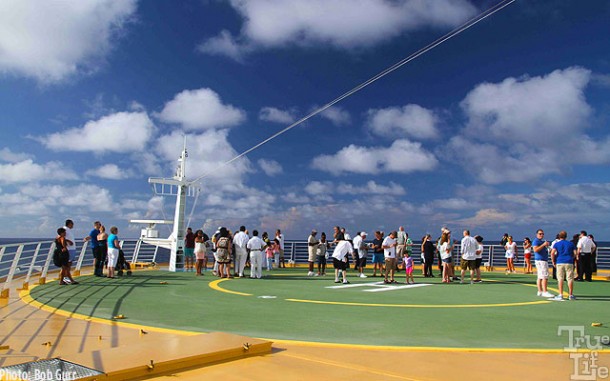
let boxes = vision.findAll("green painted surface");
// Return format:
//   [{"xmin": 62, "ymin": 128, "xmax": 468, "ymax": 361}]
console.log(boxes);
[{"xmin": 30, "ymin": 269, "xmax": 609, "ymax": 349}]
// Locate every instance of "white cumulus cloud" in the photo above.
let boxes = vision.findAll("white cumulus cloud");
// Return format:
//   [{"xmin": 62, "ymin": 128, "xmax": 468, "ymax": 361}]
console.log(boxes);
[
  {"xmin": 367, "ymin": 104, "xmax": 439, "ymax": 139},
  {"xmin": 42, "ymin": 112, "xmax": 154, "ymax": 153},
  {"xmin": 198, "ymin": 0, "xmax": 477, "ymax": 60},
  {"xmin": 320, "ymin": 106, "xmax": 351, "ymax": 126},
  {"xmin": 337, "ymin": 181, "xmax": 406, "ymax": 196},
  {"xmin": 0, "ymin": 0, "xmax": 137, "ymax": 83},
  {"xmin": 312, "ymin": 139, "xmax": 438, "ymax": 175},
  {"xmin": 258, "ymin": 159, "xmax": 283, "ymax": 176},
  {"xmin": 448, "ymin": 66, "xmax": 610, "ymax": 184},
  {"xmin": 157, "ymin": 88, "xmax": 246, "ymax": 130},
  {"xmin": 461, "ymin": 67, "xmax": 592, "ymax": 142},
  {"xmin": 0, "ymin": 159, "xmax": 77, "ymax": 184},
  {"xmin": 155, "ymin": 130, "xmax": 252, "ymax": 186},
  {"xmin": 0, "ymin": 148, "xmax": 33, "ymax": 163},
  {"xmin": 259, "ymin": 107, "xmax": 296, "ymax": 124},
  {"xmin": 86, "ymin": 163, "xmax": 130, "ymax": 179}
]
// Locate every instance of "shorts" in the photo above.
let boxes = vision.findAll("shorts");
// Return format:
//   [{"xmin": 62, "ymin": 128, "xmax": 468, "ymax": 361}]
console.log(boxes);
[
  {"xmin": 372, "ymin": 253, "xmax": 384, "ymax": 264},
  {"xmin": 524, "ymin": 253, "xmax": 532, "ymax": 260},
  {"xmin": 385, "ymin": 258, "xmax": 396, "ymax": 269},
  {"xmin": 279, "ymin": 248, "xmax": 284, "ymax": 260},
  {"xmin": 475, "ymin": 258, "xmax": 482, "ymax": 269},
  {"xmin": 317, "ymin": 255, "xmax": 327, "ymax": 265},
  {"xmin": 556, "ymin": 264, "xmax": 574, "ymax": 282},
  {"xmin": 107, "ymin": 248, "xmax": 119, "ymax": 268},
  {"xmin": 216, "ymin": 248, "xmax": 231, "ymax": 263},
  {"xmin": 308, "ymin": 250, "xmax": 317, "ymax": 262},
  {"xmin": 460, "ymin": 259, "xmax": 476, "ymax": 270},
  {"xmin": 357, "ymin": 256, "xmax": 367, "ymax": 268},
  {"xmin": 184, "ymin": 248, "xmax": 195, "ymax": 258},
  {"xmin": 441, "ymin": 257, "xmax": 452, "ymax": 264},
  {"xmin": 333, "ymin": 258, "xmax": 346, "ymax": 270},
  {"xmin": 535, "ymin": 260, "xmax": 549, "ymax": 279},
  {"xmin": 505, "ymin": 252, "xmax": 515, "ymax": 259},
  {"xmin": 405, "ymin": 267, "xmax": 413, "ymax": 275},
  {"xmin": 396, "ymin": 244, "xmax": 406, "ymax": 258},
  {"xmin": 68, "ymin": 249, "xmax": 76, "ymax": 262}
]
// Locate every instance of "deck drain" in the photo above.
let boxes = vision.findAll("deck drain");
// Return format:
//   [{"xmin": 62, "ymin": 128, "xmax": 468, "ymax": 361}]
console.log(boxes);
[{"xmin": 0, "ymin": 358, "xmax": 103, "ymax": 380}]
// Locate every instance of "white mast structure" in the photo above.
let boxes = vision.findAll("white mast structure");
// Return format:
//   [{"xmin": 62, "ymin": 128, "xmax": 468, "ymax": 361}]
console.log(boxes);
[{"xmin": 133, "ymin": 137, "xmax": 200, "ymax": 272}]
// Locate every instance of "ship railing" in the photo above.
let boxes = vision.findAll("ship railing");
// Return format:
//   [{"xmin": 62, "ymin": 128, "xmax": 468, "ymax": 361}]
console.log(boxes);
[
  {"xmin": 2, "ymin": 239, "xmax": 608, "ymax": 298},
  {"xmin": 282, "ymin": 241, "xmax": 610, "ymax": 272},
  {"xmin": 0, "ymin": 239, "xmax": 161, "ymax": 298}
]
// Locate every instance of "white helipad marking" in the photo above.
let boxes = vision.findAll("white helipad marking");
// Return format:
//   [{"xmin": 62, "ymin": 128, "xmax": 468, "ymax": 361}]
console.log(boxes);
[
  {"xmin": 326, "ymin": 282, "xmax": 433, "ymax": 292},
  {"xmin": 364, "ymin": 283, "xmax": 432, "ymax": 292},
  {"xmin": 326, "ymin": 282, "xmax": 386, "ymax": 289}
]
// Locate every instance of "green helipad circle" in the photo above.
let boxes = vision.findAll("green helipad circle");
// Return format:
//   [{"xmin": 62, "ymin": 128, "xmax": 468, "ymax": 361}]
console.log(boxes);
[{"xmin": 28, "ymin": 269, "xmax": 608, "ymax": 349}]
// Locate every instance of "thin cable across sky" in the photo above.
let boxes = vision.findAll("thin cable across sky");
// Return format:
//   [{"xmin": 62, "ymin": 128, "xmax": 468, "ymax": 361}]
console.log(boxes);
[{"xmin": 191, "ymin": 0, "xmax": 517, "ymax": 185}]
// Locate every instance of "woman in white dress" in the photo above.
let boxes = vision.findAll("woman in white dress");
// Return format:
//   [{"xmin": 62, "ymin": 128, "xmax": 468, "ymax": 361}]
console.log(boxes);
[{"xmin": 504, "ymin": 235, "xmax": 518, "ymax": 274}]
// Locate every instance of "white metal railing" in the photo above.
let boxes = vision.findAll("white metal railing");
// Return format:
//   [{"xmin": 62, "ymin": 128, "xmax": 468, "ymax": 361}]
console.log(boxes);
[
  {"xmin": 0, "ymin": 239, "xmax": 162, "ymax": 298},
  {"xmin": 282, "ymin": 240, "xmax": 610, "ymax": 271},
  {"xmin": 2, "ymin": 238, "xmax": 607, "ymax": 298}
]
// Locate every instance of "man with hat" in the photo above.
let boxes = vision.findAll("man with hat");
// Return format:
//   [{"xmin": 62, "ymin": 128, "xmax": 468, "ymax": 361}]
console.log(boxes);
[{"xmin": 356, "ymin": 231, "xmax": 369, "ymax": 278}]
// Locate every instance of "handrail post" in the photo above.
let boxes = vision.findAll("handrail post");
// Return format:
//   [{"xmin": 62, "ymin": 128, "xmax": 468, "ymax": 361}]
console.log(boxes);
[
  {"xmin": 74, "ymin": 241, "xmax": 88, "ymax": 276},
  {"xmin": 132, "ymin": 239, "xmax": 142, "ymax": 264},
  {"xmin": 1, "ymin": 245, "xmax": 24, "ymax": 298},
  {"xmin": 22, "ymin": 243, "xmax": 42, "ymax": 290},
  {"xmin": 152, "ymin": 245, "xmax": 159, "ymax": 263},
  {"xmin": 488, "ymin": 246, "xmax": 493, "ymax": 269},
  {"xmin": 39, "ymin": 243, "xmax": 55, "ymax": 285}
]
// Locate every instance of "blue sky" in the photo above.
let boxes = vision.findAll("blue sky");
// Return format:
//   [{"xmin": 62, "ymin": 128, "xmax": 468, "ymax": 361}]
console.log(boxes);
[{"xmin": 1, "ymin": 0, "xmax": 609, "ymax": 240}]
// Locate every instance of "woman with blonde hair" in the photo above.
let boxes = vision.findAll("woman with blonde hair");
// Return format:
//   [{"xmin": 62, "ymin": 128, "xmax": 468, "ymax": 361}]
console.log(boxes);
[
  {"xmin": 439, "ymin": 231, "xmax": 454, "ymax": 283},
  {"xmin": 107, "ymin": 226, "xmax": 121, "ymax": 279}
]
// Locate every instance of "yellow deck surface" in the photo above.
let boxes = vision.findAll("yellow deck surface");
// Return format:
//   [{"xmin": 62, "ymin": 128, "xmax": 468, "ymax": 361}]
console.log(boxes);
[{"xmin": 1, "ymin": 269, "xmax": 608, "ymax": 381}]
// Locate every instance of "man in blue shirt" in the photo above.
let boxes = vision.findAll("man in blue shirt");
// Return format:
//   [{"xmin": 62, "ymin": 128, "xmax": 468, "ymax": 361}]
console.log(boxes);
[
  {"xmin": 551, "ymin": 231, "xmax": 577, "ymax": 301},
  {"xmin": 532, "ymin": 229, "xmax": 554, "ymax": 298},
  {"xmin": 84, "ymin": 221, "xmax": 101, "ymax": 276}
]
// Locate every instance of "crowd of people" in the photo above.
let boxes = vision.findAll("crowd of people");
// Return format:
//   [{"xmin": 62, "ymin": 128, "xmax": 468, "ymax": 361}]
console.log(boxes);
[
  {"xmin": 54, "ymin": 220, "xmax": 599, "ymax": 301},
  {"xmin": 182, "ymin": 226, "xmax": 286, "ymax": 279}
]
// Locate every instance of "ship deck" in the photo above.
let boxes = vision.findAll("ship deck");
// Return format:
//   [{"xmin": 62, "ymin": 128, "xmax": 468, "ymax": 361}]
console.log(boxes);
[{"xmin": 1, "ymin": 266, "xmax": 609, "ymax": 380}]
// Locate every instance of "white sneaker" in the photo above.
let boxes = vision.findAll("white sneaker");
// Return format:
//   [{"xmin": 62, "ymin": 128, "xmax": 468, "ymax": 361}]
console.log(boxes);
[
  {"xmin": 537, "ymin": 291, "xmax": 542, "ymax": 297},
  {"xmin": 342, "ymin": 279, "xmax": 350, "ymax": 284},
  {"xmin": 359, "ymin": 273, "xmax": 367, "ymax": 278},
  {"xmin": 307, "ymin": 271, "xmax": 314, "ymax": 276},
  {"xmin": 541, "ymin": 291, "xmax": 554, "ymax": 298},
  {"xmin": 552, "ymin": 295, "xmax": 564, "ymax": 301}
]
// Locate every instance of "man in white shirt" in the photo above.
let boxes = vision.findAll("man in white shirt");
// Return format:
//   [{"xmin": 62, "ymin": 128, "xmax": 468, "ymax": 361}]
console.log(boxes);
[
  {"xmin": 353, "ymin": 232, "xmax": 368, "ymax": 278},
  {"xmin": 382, "ymin": 231, "xmax": 398, "ymax": 284},
  {"xmin": 232, "ymin": 226, "xmax": 250, "ymax": 278},
  {"xmin": 246, "ymin": 230, "xmax": 266, "ymax": 279},
  {"xmin": 460, "ymin": 230, "xmax": 478, "ymax": 284},
  {"xmin": 577, "ymin": 230, "xmax": 596, "ymax": 282},
  {"xmin": 332, "ymin": 236, "xmax": 353, "ymax": 284},
  {"xmin": 63, "ymin": 219, "xmax": 76, "ymax": 263}
]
